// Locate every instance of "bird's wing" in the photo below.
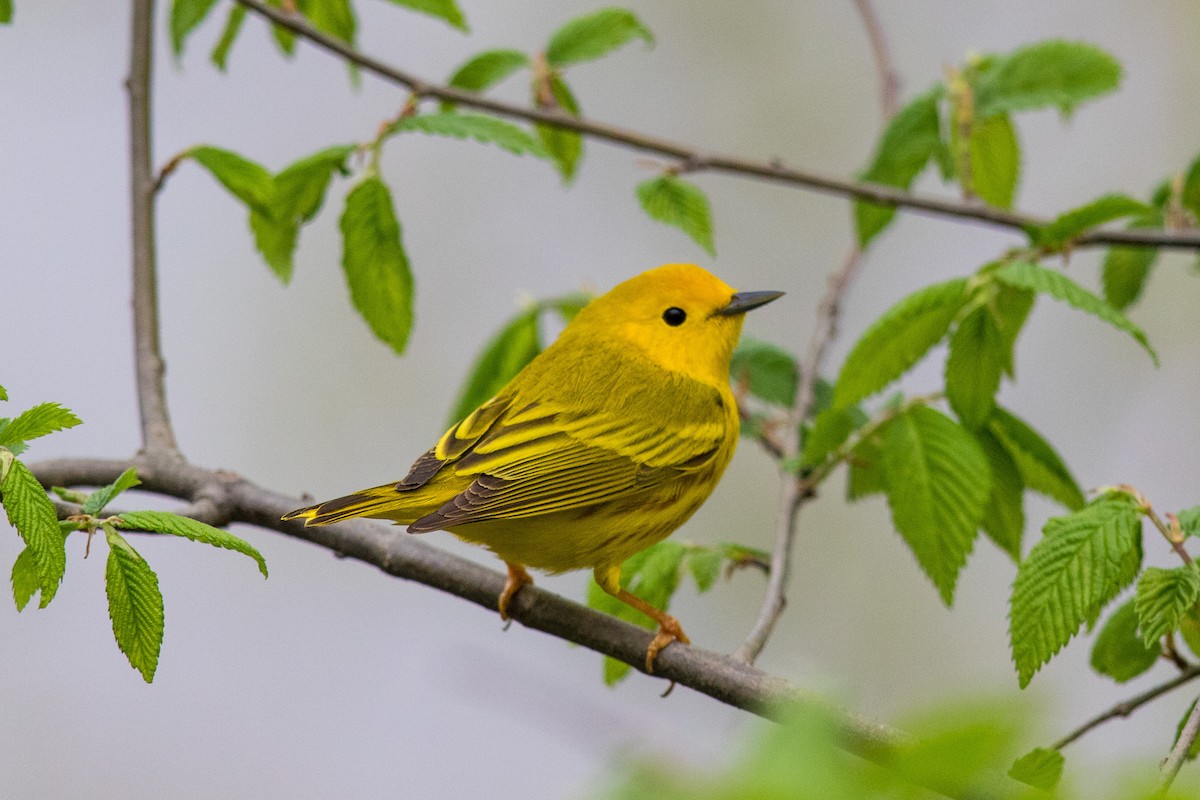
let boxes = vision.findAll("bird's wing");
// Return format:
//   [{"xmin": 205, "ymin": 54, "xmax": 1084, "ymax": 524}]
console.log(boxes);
[{"xmin": 406, "ymin": 377, "xmax": 730, "ymax": 532}]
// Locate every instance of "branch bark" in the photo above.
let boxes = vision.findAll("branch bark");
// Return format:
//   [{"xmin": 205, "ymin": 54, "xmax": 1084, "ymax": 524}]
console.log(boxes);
[
  {"xmin": 1158, "ymin": 692, "xmax": 1200, "ymax": 794},
  {"xmin": 229, "ymin": 0, "xmax": 1200, "ymax": 251},
  {"xmin": 1051, "ymin": 665, "xmax": 1200, "ymax": 750},
  {"xmin": 127, "ymin": 0, "xmax": 178, "ymax": 454}
]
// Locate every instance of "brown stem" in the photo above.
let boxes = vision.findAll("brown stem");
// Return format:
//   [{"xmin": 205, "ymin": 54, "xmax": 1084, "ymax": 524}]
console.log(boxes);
[
  {"xmin": 851, "ymin": 0, "xmax": 900, "ymax": 117},
  {"xmin": 230, "ymin": 0, "xmax": 1200, "ymax": 251},
  {"xmin": 127, "ymin": 0, "xmax": 178, "ymax": 454},
  {"xmin": 1051, "ymin": 665, "xmax": 1200, "ymax": 750},
  {"xmin": 1158, "ymin": 692, "xmax": 1200, "ymax": 794}
]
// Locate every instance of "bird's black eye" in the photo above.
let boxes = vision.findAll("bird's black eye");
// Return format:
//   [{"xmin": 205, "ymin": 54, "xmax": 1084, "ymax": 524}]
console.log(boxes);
[{"xmin": 662, "ymin": 307, "xmax": 687, "ymax": 326}]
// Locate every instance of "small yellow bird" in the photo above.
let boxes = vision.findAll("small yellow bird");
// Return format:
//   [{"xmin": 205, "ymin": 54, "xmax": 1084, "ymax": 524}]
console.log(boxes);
[{"xmin": 284, "ymin": 263, "xmax": 782, "ymax": 670}]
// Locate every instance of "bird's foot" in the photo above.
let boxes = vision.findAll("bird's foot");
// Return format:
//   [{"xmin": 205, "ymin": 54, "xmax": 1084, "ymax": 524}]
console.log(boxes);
[
  {"xmin": 645, "ymin": 614, "xmax": 690, "ymax": 673},
  {"xmin": 498, "ymin": 562, "xmax": 534, "ymax": 621}
]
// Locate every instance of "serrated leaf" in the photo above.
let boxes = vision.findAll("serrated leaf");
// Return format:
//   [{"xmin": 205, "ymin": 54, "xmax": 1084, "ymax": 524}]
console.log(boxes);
[
  {"xmin": 967, "ymin": 114, "xmax": 1019, "ymax": 209},
  {"xmin": 685, "ymin": 548, "xmax": 723, "ymax": 593},
  {"xmin": 104, "ymin": 529, "xmax": 164, "ymax": 683},
  {"xmin": 1179, "ymin": 506, "xmax": 1200, "ymax": 539},
  {"xmin": 854, "ymin": 89, "xmax": 942, "ymax": 246},
  {"xmin": 1090, "ymin": 598, "xmax": 1160, "ymax": 683},
  {"xmin": 1008, "ymin": 748, "xmax": 1064, "ymax": 792},
  {"xmin": 1009, "ymin": 498, "xmax": 1143, "ymax": 687},
  {"xmin": 801, "ymin": 407, "xmax": 864, "ymax": 469},
  {"xmin": 946, "ymin": 306, "xmax": 1007, "ymax": 430},
  {"xmin": 636, "ymin": 175, "xmax": 715, "ymax": 256},
  {"xmin": 249, "ymin": 210, "xmax": 298, "ymax": 283},
  {"xmin": 833, "ymin": 278, "xmax": 969, "ymax": 408},
  {"xmin": 339, "ymin": 176, "xmax": 415, "ymax": 354},
  {"xmin": 388, "ymin": 112, "xmax": 547, "ymax": 158},
  {"xmin": 588, "ymin": 541, "xmax": 686, "ymax": 685},
  {"xmin": 974, "ymin": 40, "xmax": 1122, "ymax": 118},
  {"xmin": 447, "ymin": 309, "xmax": 541, "ymax": 427},
  {"xmin": 993, "ymin": 260, "xmax": 1158, "ymax": 365},
  {"xmin": 170, "ymin": 0, "xmax": 220, "ymax": 57},
  {"xmin": 991, "ymin": 284, "xmax": 1035, "ymax": 378},
  {"xmin": 729, "ymin": 338, "xmax": 796, "ymax": 407},
  {"xmin": 0, "ymin": 402, "xmax": 81, "ymax": 448},
  {"xmin": 117, "ymin": 510, "xmax": 268, "ymax": 578},
  {"xmin": 1135, "ymin": 566, "xmax": 1200, "ymax": 646},
  {"xmin": 445, "ymin": 49, "xmax": 529, "ymax": 101},
  {"xmin": 1, "ymin": 459, "xmax": 65, "ymax": 607},
  {"xmin": 882, "ymin": 406, "xmax": 989, "ymax": 605},
  {"xmin": 536, "ymin": 75, "xmax": 582, "ymax": 182},
  {"xmin": 1102, "ymin": 241, "xmax": 1158, "ymax": 311},
  {"xmin": 274, "ymin": 145, "xmax": 355, "ymax": 224},
  {"xmin": 304, "ymin": 0, "xmax": 356, "ymax": 45},
  {"xmin": 82, "ymin": 467, "xmax": 141, "ymax": 516},
  {"xmin": 11, "ymin": 546, "xmax": 39, "ymax": 611},
  {"xmin": 545, "ymin": 7, "xmax": 653, "ymax": 67},
  {"xmin": 987, "ymin": 406, "xmax": 1083, "ymax": 511},
  {"xmin": 210, "ymin": 3, "xmax": 246, "ymax": 70},
  {"xmin": 1034, "ymin": 194, "xmax": 1150, "ymax": 248},
  {"xmin": 189, "ymin": 146, "xmax": 275, "ymax": 216},
  {"xmin": 384, "ymin": 0, "xmax": 467, "ymax": 31},
  {"xmin": 976, "ymin": 428, "xmax": 1024, "ymax": 561}
]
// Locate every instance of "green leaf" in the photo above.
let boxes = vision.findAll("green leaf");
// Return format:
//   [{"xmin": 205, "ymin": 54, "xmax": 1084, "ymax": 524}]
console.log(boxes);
[
  {"xmin": 974, "ymin": 40, "xmax": 1123, "ymax": 118},
  {"xmin": 846, "ymin": 426, "xmax": 887, "ymax": 500},
  {"xmin": 729, "ymin": 338, "xmax": 796, "ymax": 407},
  {"xmin": 388, "ymin": 112, "xmax": 547, "ymax": 158},
  {"xmin": 266, "ymin": 0, "xmax": 295, "ymax": 55},
  {"xmin": 545, "ymin": 7, "xmax": 653, "ymax": 67},
  {"xmin": 975, "ymin": 428, "xmax": 1024, "ymax": 561},
  {"xmin": 274, "ymin": 145, "xmax": 355, "ymax": 224},
  {"xmin": 209, "ymin": 3, "xmax": 246, "ymax": 70},
  {"xmin": 0, "ymin": 402, "xmax": 81, "ymax": 448},
  {"xmin": 882, "ymin": 406, "xmax": 990, "ymax": 605},
  {"xmin": 1008, "ymin": 748, "xmax": 1064, "ymax": 792},
  {"xmin": 1034, "ymin": 194, "xmax": 1150, "ymax": 248},
  {"xmin": 447, "ymin": 309, "xmax": 541, "ymax": 427},
  {"xmin": 104, "ymin": 528, "xmax": 164, "ymax": 683},
  {"xmin": 0, "ymin": 385, "xmax": 6, "ymax": 400},
  {"xmin": 1135, "ymin": 566, "xmax": 1200, "ymax": 646},
  {"xmin": 967, "ymin": 114, "xmax": 1019, "ymax": 209},
  {"xmin": 987, "ymin": 406, "xmax": 1083, "ymax": 511},
  {"xmin": 1184, "ymin": 155, "xmax": 1200, "ymax": 220},
  {"xmin": 0, "ymin": 0, "xmax": 11, "ymax": 24},
  {"xmin": 1179, "ymin": 506, "xmax": 1200, "ymax": 539},
  {"xmin": 117, "ymin": 510, "xmax": 268, "ymax": 578},
  {"xmin": 1103, "ymin": 241, "xmax": 1158, "ymax": 311},
  {"xmin": 833, "ymin": 278, "xmax": 969, "ymax": 408},
  {"xmin": 303, "ymin": 0, "xmax": 356, "ymax": 45},
  {"xmin": 636, "ymin": 175, "xmax": 715, "ymax": 256},
  {"xmin": 801, "ymin": 407, "xmax": 864, "ymax": 469},
  {"xmin": 588, "ymin": 541, "xmax": 686, "ymax": 685},
  {"xmin": 993, "ymin": 260, "xmax": 1158, "ymax": 365},
  {"xmin": 169, "ymin": 0, "xmax": 220, "ymax": 57},
  {"xmin": 11, "ymin": 546, "xmax": 39, "ymax": 611},
  {"xmin": 445, "ymin": 49, "xmax": 529, "ymax": 100},
  {"xmin": 1, "ymin": 459, "xmax": 66, "ymax": 607},
  {"xmin": 249, "ymin": 210, "xmax": 298, "ymax": 283},
  {"xmin": 188, "ymin": 146, "xmax": 275, "ymax": 216},
  {"xmin": 990, "ymin": 284, "xmax": 1035, "ymax": 378},
  {"xmin": 383, "ymin": 0, "xmax": 467, "ymax": 31},
  {"xmin": 339, "ymin": 176, "xmax": 415, "ymax": 355},
  {"xmin": 1009, "ymin": 498, "xmax": 1143, "ymax": 687},
  {"xmin": 854, "ymin": 89, "xmax": 942, "ymax": 246},
  {"xmin": 685, "ymin": 548, "xmax": 723, "ymax": 593},
  {"xmin": 82, "ymin": 467, "xmax": 141, "ymax": 516},
  {"xmin": 536, "ymin": 75, "xmax": 582, "ymax": 182},
  {"xmin": 1090, "ymin": 598, "xmax": 1161, "ymax": 683},
  {"xmin": 945, "ymin": 306, "xmax": 1006, "ymax": 430}
]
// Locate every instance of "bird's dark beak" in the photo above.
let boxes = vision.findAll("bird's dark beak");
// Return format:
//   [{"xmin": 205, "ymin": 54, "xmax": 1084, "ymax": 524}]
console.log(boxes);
[{"xmin": 716, "ymin": 290, "xmax": 785, "ymax": 316}]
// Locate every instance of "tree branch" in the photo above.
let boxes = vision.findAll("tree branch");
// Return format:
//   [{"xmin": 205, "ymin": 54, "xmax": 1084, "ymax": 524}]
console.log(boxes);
[
  {"xmin": 852, "ymin": 0, "xmax": 900, "ymax": 118},
  {"xmin": 1158, "ymin": 691, "xmax": 1200, "ymax": 794},
  {"xmin": 230, "ymin": 0, "xmax": 1200, "ymax": 251},
  {"xmin": 1051, "ymin": 665, "xmax": 1200, "ymax": 750},
  {"xmin": 127, "ymin": 0, "xmax": 178, "ymax": 455}
]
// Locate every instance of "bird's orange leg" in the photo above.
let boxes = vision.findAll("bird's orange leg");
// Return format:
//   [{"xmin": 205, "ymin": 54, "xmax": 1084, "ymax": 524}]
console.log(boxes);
[
  {"xmin": 498, "ymin": 562, "xmax": 534, "ymax": 621},
  {"xmin": 594, "ymin": 565, "xmax": 690, "ymax": 673}
]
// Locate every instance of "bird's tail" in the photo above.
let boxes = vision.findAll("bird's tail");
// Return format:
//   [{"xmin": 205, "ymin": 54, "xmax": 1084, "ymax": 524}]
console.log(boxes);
[{"xmin": 282, "ymin": 482, "xmax": 418, "ymax": 527}]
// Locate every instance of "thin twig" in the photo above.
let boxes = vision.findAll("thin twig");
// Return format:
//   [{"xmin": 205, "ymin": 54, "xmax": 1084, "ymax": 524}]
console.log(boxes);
[
  {"xmin": 230, "ymin": 0, "xmax": 1200, "ymax": 251},
  {"xmin": 127, "ymin": 0, "xmax": 178, "ymax": 454},
  {"xmin": 1051, "ymin": 665, "xmax": 1200, "ymax": 750},
  {"xmin": 1158, "ymin": 691, "xmax": 1200, "ymax": 794},
  {"xmin": 852, "ymin": 0, "xmax": 900, "ymax": 117}
]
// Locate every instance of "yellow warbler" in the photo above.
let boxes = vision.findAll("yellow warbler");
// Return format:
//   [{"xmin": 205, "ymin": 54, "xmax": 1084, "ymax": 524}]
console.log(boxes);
[{"xmin": 284, "ymin": 263, "xmax": 782, "ymax": 670}]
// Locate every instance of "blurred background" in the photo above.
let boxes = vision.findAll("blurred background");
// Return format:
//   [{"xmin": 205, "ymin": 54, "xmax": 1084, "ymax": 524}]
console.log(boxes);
[{"xmin": 3, "ymin": 1, "xmax": 1200, "ymax": 797}]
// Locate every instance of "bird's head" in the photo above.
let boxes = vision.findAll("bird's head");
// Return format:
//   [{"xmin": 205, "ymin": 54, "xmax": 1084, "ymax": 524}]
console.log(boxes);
[{"xmin": 566, "ymin": 263, "xmax": 784, "ymax": 387}]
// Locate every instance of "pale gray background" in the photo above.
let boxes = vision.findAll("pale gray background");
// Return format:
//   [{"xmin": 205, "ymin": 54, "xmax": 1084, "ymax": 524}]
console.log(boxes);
[{"xmin": 3, "ymin": 2, "xmax": 1200, "ymax": 797}]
